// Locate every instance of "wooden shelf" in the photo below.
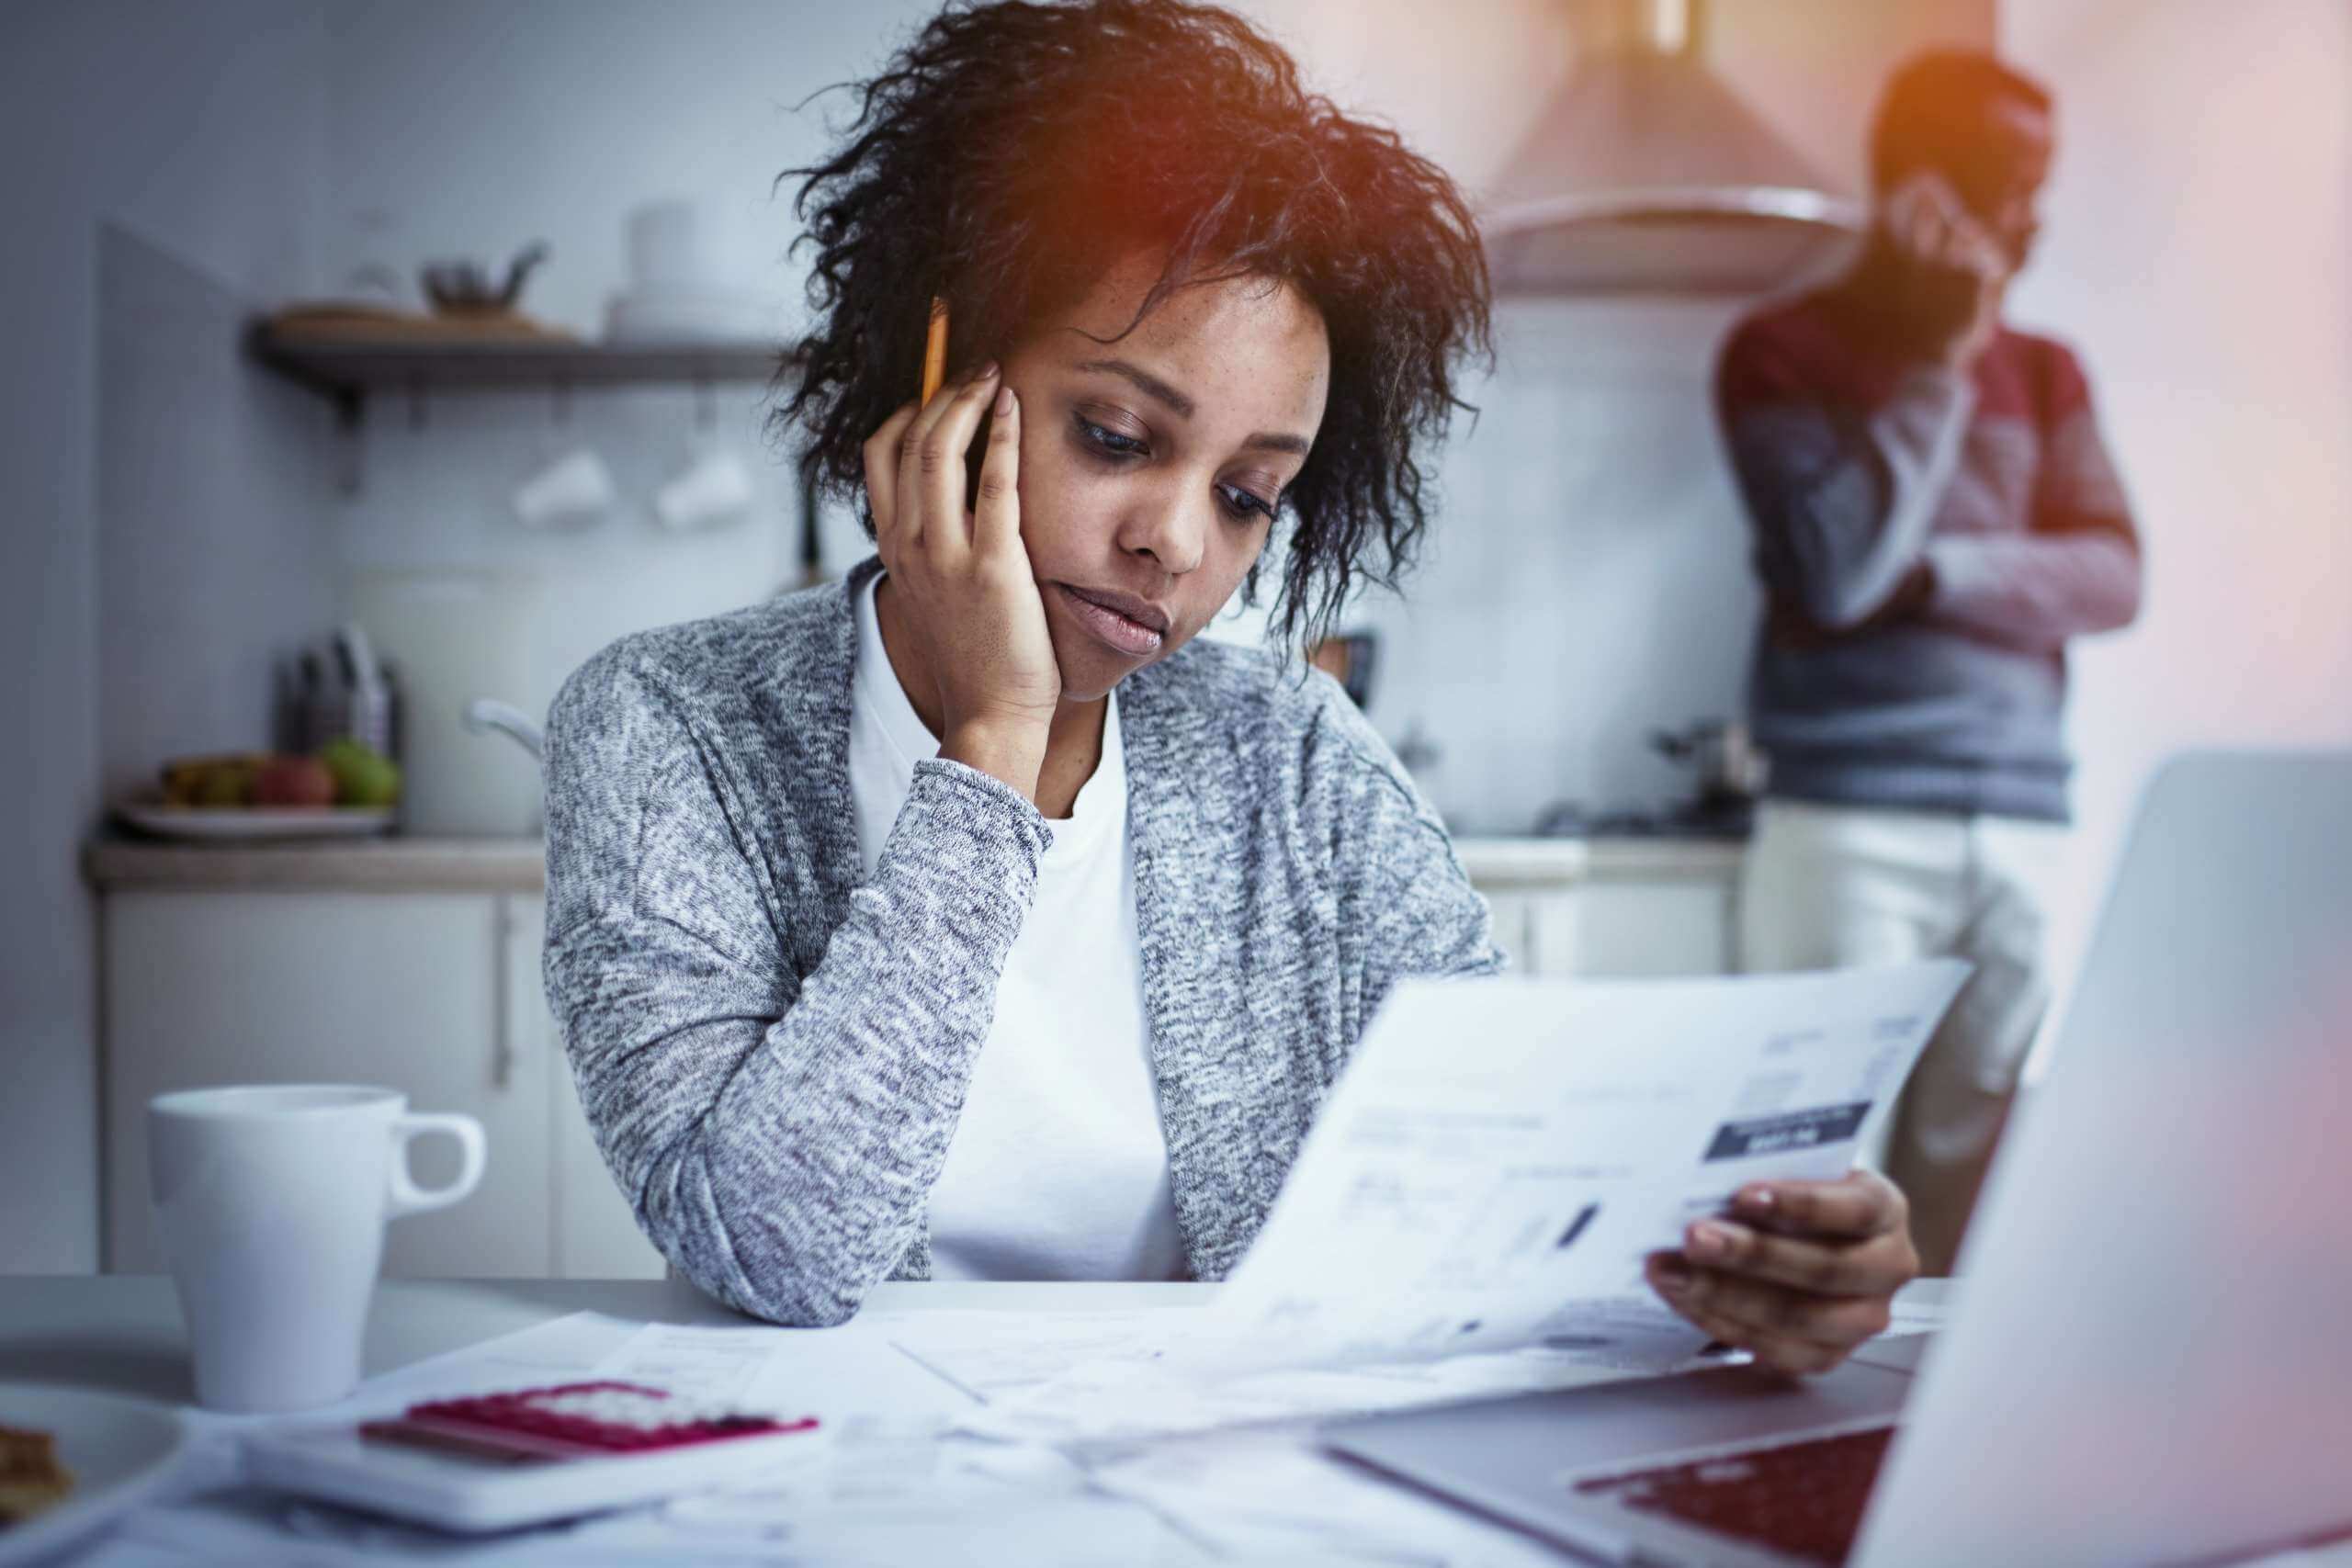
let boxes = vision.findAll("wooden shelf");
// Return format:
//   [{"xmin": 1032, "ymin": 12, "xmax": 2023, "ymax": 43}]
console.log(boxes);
[{"xmin": 247, "ymin": 322, "xmax": 783, "ymax": 425}]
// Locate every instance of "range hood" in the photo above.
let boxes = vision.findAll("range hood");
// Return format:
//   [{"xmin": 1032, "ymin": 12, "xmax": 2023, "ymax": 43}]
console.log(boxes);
[{"xmin": 1482, "ymin": 0, "xmax": 1864, "ymax": 297}]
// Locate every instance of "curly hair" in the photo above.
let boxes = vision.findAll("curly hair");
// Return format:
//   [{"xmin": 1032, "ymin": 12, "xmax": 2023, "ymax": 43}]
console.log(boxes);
[{"xmin": 771, "ymin": 0, "xmax": 1493, "ymax": 646}]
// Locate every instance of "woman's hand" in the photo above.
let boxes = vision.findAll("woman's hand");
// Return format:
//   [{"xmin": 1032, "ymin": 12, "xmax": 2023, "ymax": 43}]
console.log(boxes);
[
  {"xmin": 862, "ymin": 362, "xmax": 1060, "ymax": 802},
  {"xmin": 1645, "ymin": 1169, "xmax": 1920, "ymax": 1377}
]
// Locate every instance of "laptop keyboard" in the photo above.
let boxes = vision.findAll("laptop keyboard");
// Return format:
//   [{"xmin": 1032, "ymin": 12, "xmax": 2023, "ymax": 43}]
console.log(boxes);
[{"xmin": 1570, "ymin": 1425, "xmax": 1895, "ymax": 1566}]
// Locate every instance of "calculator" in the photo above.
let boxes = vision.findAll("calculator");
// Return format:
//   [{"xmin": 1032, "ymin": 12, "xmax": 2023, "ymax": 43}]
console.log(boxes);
[{"xmin": 240, "ymin": 1382, "xmax": 824, "ymax": 1533}]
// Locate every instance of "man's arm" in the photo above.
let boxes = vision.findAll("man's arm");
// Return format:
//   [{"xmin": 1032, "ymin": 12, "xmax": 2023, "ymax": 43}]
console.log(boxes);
[
  {"xmin": 1919, "ymin": 347, "xmax": 2143, "ymax": 649},
  {"xmin": 1717, "ymin": 330, "xmax": 1978, "ymax": 635}
]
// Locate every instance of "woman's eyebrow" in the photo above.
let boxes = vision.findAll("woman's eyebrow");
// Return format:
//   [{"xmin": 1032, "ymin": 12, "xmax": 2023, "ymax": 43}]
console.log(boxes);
[{"xmin": 1073, "ymin": 357, "xmax": 1311, "ymax": 457}]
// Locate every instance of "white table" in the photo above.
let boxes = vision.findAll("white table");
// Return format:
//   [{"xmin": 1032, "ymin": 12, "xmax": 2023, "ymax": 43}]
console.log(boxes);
[
  {"xmin": 2, "ymin": 1275, "xmax": 2339, "ymax": 1567},
  {"xmin": 0, "ymin": 1273, "xmax": 1209, "ymax": 1404},
  {"xmin": 8, "ymin": 1274, "xmax": 1582, "ymax": 1566}
]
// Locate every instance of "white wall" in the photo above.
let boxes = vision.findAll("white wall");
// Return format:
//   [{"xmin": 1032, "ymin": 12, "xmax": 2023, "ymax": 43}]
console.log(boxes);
[
  {"xmin": 318, "ymin": 0, "xmax": 1986, "ymax": 833},
  {"xmin": 98, "ymin": 225, "xmax": 341, "ymax": 805},
  {"xmin": 0, "ymin": 0, "xmax": 331, "ymax": 1272},
  {"xmin": 2001, "ymin": 0, "xmax": 2352, "ymax": 977},
  {"xmin": 1325, "ymin": 0, "xmax": 1993, "ymax": 829},
  {"xmin": 2, "ymin": 0, "xmax": 1998, "ymax": 1267},
  {"xmin": 320, "ymin": 0, "xmax": 946, "ymax": 741},
  {"xmin": 310, "ymin": 0, "xmax": 1553, "ymax": 737}
]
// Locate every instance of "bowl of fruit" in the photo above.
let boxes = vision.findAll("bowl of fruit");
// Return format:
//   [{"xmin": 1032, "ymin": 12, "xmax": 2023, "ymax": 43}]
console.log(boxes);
[{"xmin": 114, "ymin": 740, "xmax": 402, "ymax": 841}]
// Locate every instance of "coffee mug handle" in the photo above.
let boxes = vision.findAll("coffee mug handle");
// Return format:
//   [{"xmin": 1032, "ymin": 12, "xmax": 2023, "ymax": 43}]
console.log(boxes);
[{"xmin": 385, "ymin": 1113, "xmax": 487, "ymax": 1219}]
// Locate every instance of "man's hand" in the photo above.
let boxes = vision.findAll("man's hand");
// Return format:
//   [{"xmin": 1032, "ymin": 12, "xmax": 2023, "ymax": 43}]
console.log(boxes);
[
  {"xmin": 1882, "ymin": 171, "xmax": 2008, "ymax": 367},
  {"xmin": 1645, "ymin": 1170, "xmax": 1920, "ymax": 1376}
]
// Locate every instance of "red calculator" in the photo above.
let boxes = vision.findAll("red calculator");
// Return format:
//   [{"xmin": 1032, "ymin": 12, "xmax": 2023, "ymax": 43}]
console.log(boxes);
[
  {"xmin": 361, "ymin": 1382, "xmax": 818, "ymax": 1461},
  {"xmin": 242, "ymin": 1382, "xmax": 825, "ymax": 1533}
]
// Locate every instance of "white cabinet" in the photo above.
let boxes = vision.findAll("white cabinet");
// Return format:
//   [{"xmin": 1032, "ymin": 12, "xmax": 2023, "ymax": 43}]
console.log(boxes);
[
  {"xmin": 1457, "ymin": 839, "xmax": 1741, "ymax": 977},
  {"xmin": 95, "ymin": 836, "xmax": 1737, "ymax": 1279},
  {"xmin": 102, "ymin": 887, "xmax": 663, "ymax": 1280}
]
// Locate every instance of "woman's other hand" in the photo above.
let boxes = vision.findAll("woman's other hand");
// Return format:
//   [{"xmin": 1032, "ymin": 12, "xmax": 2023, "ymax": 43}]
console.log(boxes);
[
  {"xmin": 862, "ymin": 363, "xmax": 1060, "ymax": 802},
  {"xmin": 1645, "ymin": 1169, "xmax": 1920, "ymax": 1377}
]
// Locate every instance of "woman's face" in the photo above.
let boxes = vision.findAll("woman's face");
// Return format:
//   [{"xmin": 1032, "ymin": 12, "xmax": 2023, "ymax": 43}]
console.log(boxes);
[{"xmin": 1000, "ymin": 250, "xmax": 1330, "ymax": 702}]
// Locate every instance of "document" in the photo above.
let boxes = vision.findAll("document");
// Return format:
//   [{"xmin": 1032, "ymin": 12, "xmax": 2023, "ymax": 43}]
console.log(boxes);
[
  {"xmin": 946, "ymin": 1325, "xmax": 1711, "ymax": 1447},
  {"xmin": 947, "ymin": 964, "xmax": 1967, "ymax": 1447},
  {"xmin": 1196, "ymin": 961, "xmax": 1970, "ymax": 1372},
  {"xmin": 594, "ymin": 1318, "xmax": 975, "ymax": 1424},
  {"xmin": 884, "ymin": 1308, "xmax": 1203, "ymax": 1403},
  {"xmin": 1088, "ymin": 1428, "xmax": 1571, "ymax": 1568}
]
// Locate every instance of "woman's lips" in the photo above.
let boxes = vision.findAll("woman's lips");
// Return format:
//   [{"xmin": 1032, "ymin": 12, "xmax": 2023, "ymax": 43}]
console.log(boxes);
[{"xmin": 1056, "ymin": 582, "xmax": 1165, "ymax": 658}]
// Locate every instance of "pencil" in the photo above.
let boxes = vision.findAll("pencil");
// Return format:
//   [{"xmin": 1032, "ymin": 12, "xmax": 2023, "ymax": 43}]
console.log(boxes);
[{"xmin": 920, "ymin": 295, "xmax": 950, "ymax": 408}]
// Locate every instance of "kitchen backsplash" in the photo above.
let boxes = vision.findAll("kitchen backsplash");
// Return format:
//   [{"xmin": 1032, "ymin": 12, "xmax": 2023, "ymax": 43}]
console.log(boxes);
[
  {"xmin": 317, "ymin": 297, "xmax": 1763, "ymax": 839},
  {"xmin": 95, "ymin": 238, "xmax": 1763, "ymax": 841},
  {"xmin": 1355, "ymin": 295, "xmax": 1762, "ymax": 834},
  {"xmin": 96, "ymin": 224, "xmax": 339, "ymax": 807}
]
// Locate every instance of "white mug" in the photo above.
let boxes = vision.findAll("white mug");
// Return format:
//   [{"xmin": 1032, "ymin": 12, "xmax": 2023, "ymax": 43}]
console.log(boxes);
[
  {"xmin": 148, "ymin": 1085, "xmax": 486, "ymax": 1413},
  {"xmin": 652, "ymin": 443, "xmax": 754, "ymax": 532},
  {"xmin": 511, "ymin": 445, "xmax": 616, "ymax": 531}
]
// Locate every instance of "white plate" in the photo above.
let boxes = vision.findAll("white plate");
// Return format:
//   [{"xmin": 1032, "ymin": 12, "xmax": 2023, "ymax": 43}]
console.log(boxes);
[
  {"xmin": 0, "ymin": 1382, "xmax": 192, "ymax": 1566},
  {"xmin": 113, "ymin": 802, "xmax": 395, "ymax": 841}
]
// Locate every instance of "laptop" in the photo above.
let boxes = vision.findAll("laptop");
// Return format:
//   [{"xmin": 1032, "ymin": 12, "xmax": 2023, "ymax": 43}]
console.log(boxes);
[{"xmin": 1323, "ymin": 751, "xmax": 2352, "ymax": 1567}]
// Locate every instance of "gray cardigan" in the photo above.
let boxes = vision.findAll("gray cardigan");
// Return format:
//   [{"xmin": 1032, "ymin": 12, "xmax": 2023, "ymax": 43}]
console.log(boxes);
[{"xmin": 542, "ymin": 555, "xmax": 1499, "ymax": 1326}]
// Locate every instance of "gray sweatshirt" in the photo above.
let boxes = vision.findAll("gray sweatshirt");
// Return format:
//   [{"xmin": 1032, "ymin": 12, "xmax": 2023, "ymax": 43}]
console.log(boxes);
[
  {"xmin": 541, "ymin": 555, "xmax": 1500, "ymax": 1326},
  {"xmin": 1716, "ymin": 294, "xmax": 2143, "ymax": 822}
]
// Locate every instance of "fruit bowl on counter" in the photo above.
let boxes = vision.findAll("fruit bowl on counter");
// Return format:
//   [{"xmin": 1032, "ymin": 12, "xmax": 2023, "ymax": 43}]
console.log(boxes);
[{"xmin": 112, "ymin": 742, "xmax": 402, "ymax": 843}]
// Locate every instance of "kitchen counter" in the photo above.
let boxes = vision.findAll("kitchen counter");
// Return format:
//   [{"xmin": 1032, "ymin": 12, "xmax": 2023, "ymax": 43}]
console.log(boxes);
[
  {"xmin": 84, "ymin": 834, "xmax": 546, "ymax": 894},
  {"xmin": 1451, "ymin": 834, "xmax": 1745, "ymax": 886},
  {"xmin": 85, "ymin": 832, "xmax": 1744, "ymax": 895}
]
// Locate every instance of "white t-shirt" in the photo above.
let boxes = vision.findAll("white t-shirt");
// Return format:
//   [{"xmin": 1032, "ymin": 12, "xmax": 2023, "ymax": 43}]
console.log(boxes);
[{"xmin": 847, "ymin": 574, "xmax": 1187, "ymax": 1281}]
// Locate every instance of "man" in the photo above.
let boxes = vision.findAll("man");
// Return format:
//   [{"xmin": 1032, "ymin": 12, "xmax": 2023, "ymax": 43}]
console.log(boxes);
[{"xmin": 1715, "ymin": 51, "xmax": 2142, "ymax": 1274}]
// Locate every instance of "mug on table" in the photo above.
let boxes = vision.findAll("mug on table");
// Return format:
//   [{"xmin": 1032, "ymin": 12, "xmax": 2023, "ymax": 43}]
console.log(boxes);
[{"xmin": 147, "ymin": 1084, "xmax": 485, "ymax": 1414}]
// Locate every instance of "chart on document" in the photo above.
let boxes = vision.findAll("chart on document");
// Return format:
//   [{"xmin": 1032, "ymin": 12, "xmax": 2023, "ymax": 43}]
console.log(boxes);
[{"xmin": 1204, "ymin": 960, "xmax": 1971, "ymax": 1371}]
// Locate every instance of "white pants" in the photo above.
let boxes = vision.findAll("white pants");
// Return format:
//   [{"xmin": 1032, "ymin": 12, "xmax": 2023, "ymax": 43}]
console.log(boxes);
[{"xmin": 1738, "ymin": 797, "xmax": 2070, "ymax": 1272}]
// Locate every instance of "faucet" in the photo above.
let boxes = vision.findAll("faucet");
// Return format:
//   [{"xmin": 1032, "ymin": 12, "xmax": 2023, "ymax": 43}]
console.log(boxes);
[{"xmin": 462, "ymin": 698, "xmax": 545, "ymax": 762}]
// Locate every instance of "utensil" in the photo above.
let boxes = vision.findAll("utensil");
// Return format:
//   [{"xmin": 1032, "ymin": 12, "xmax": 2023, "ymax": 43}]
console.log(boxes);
[
  {"xmin": 332, "ymin": 621, "xmax": 394, "ymax": 758},
  {"xmin": 1649, "ymin": 719, "xmax": 1770, "ymax": 810},
  {"xmin": 421, "ymin": 242, "xmax": 549, "ymax": 315}
]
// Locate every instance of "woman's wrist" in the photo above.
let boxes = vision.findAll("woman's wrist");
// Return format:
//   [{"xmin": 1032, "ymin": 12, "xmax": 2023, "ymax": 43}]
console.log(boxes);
[{"xmin": 941, "ymin": 720, "xmax": 1047, "ymax": 805}]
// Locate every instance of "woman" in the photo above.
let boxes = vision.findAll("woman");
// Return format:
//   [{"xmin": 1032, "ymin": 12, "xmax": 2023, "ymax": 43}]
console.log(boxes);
[{"xmin": 543, "ymin": 0, "xmax": 1917, "ymax": 1371}]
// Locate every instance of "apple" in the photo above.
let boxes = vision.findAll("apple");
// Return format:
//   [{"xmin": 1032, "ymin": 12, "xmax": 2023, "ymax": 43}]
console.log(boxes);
[
  {"xmin": 253, "ymin": 755, "xmax": 336, "ymax": 809},
  {"xmin": 320, "ymin": 738, "xmax": 401, "ymax": 807}
]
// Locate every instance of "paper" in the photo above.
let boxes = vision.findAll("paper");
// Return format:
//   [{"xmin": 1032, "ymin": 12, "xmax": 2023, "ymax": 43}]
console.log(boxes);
[
  {"xmin": 1200, "ymin": 962, "xmax": 1970, "ymax": 1372},
  {"xmin": 1089, "ymin": 1428, "xmax": 1569, "ymax": 1568},
  {"xmin": 589, "ymin": 1325, "xmax": 1202, "ymax": 1564},
  {"xmin": 1884, "ymin": 1286, "xmax": 1949, "ymax": 1337},
  {"xmin": 885, "ymin": 1308, "xmax": 1214, "ymax": 1402},
  {"xmin": 592, "ymin": 1318, "xmax": 974, "ymax": 1423},
  {"xmin": 953, "ymin": 1333, "xmax": 1720, "ymax": 1447}
]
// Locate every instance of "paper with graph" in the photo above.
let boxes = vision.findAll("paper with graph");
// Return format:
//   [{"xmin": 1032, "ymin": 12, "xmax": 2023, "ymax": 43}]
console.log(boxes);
[{"xmin": 1198, "ymin": 961, "xmax": 1970, "ymax": 1372}]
